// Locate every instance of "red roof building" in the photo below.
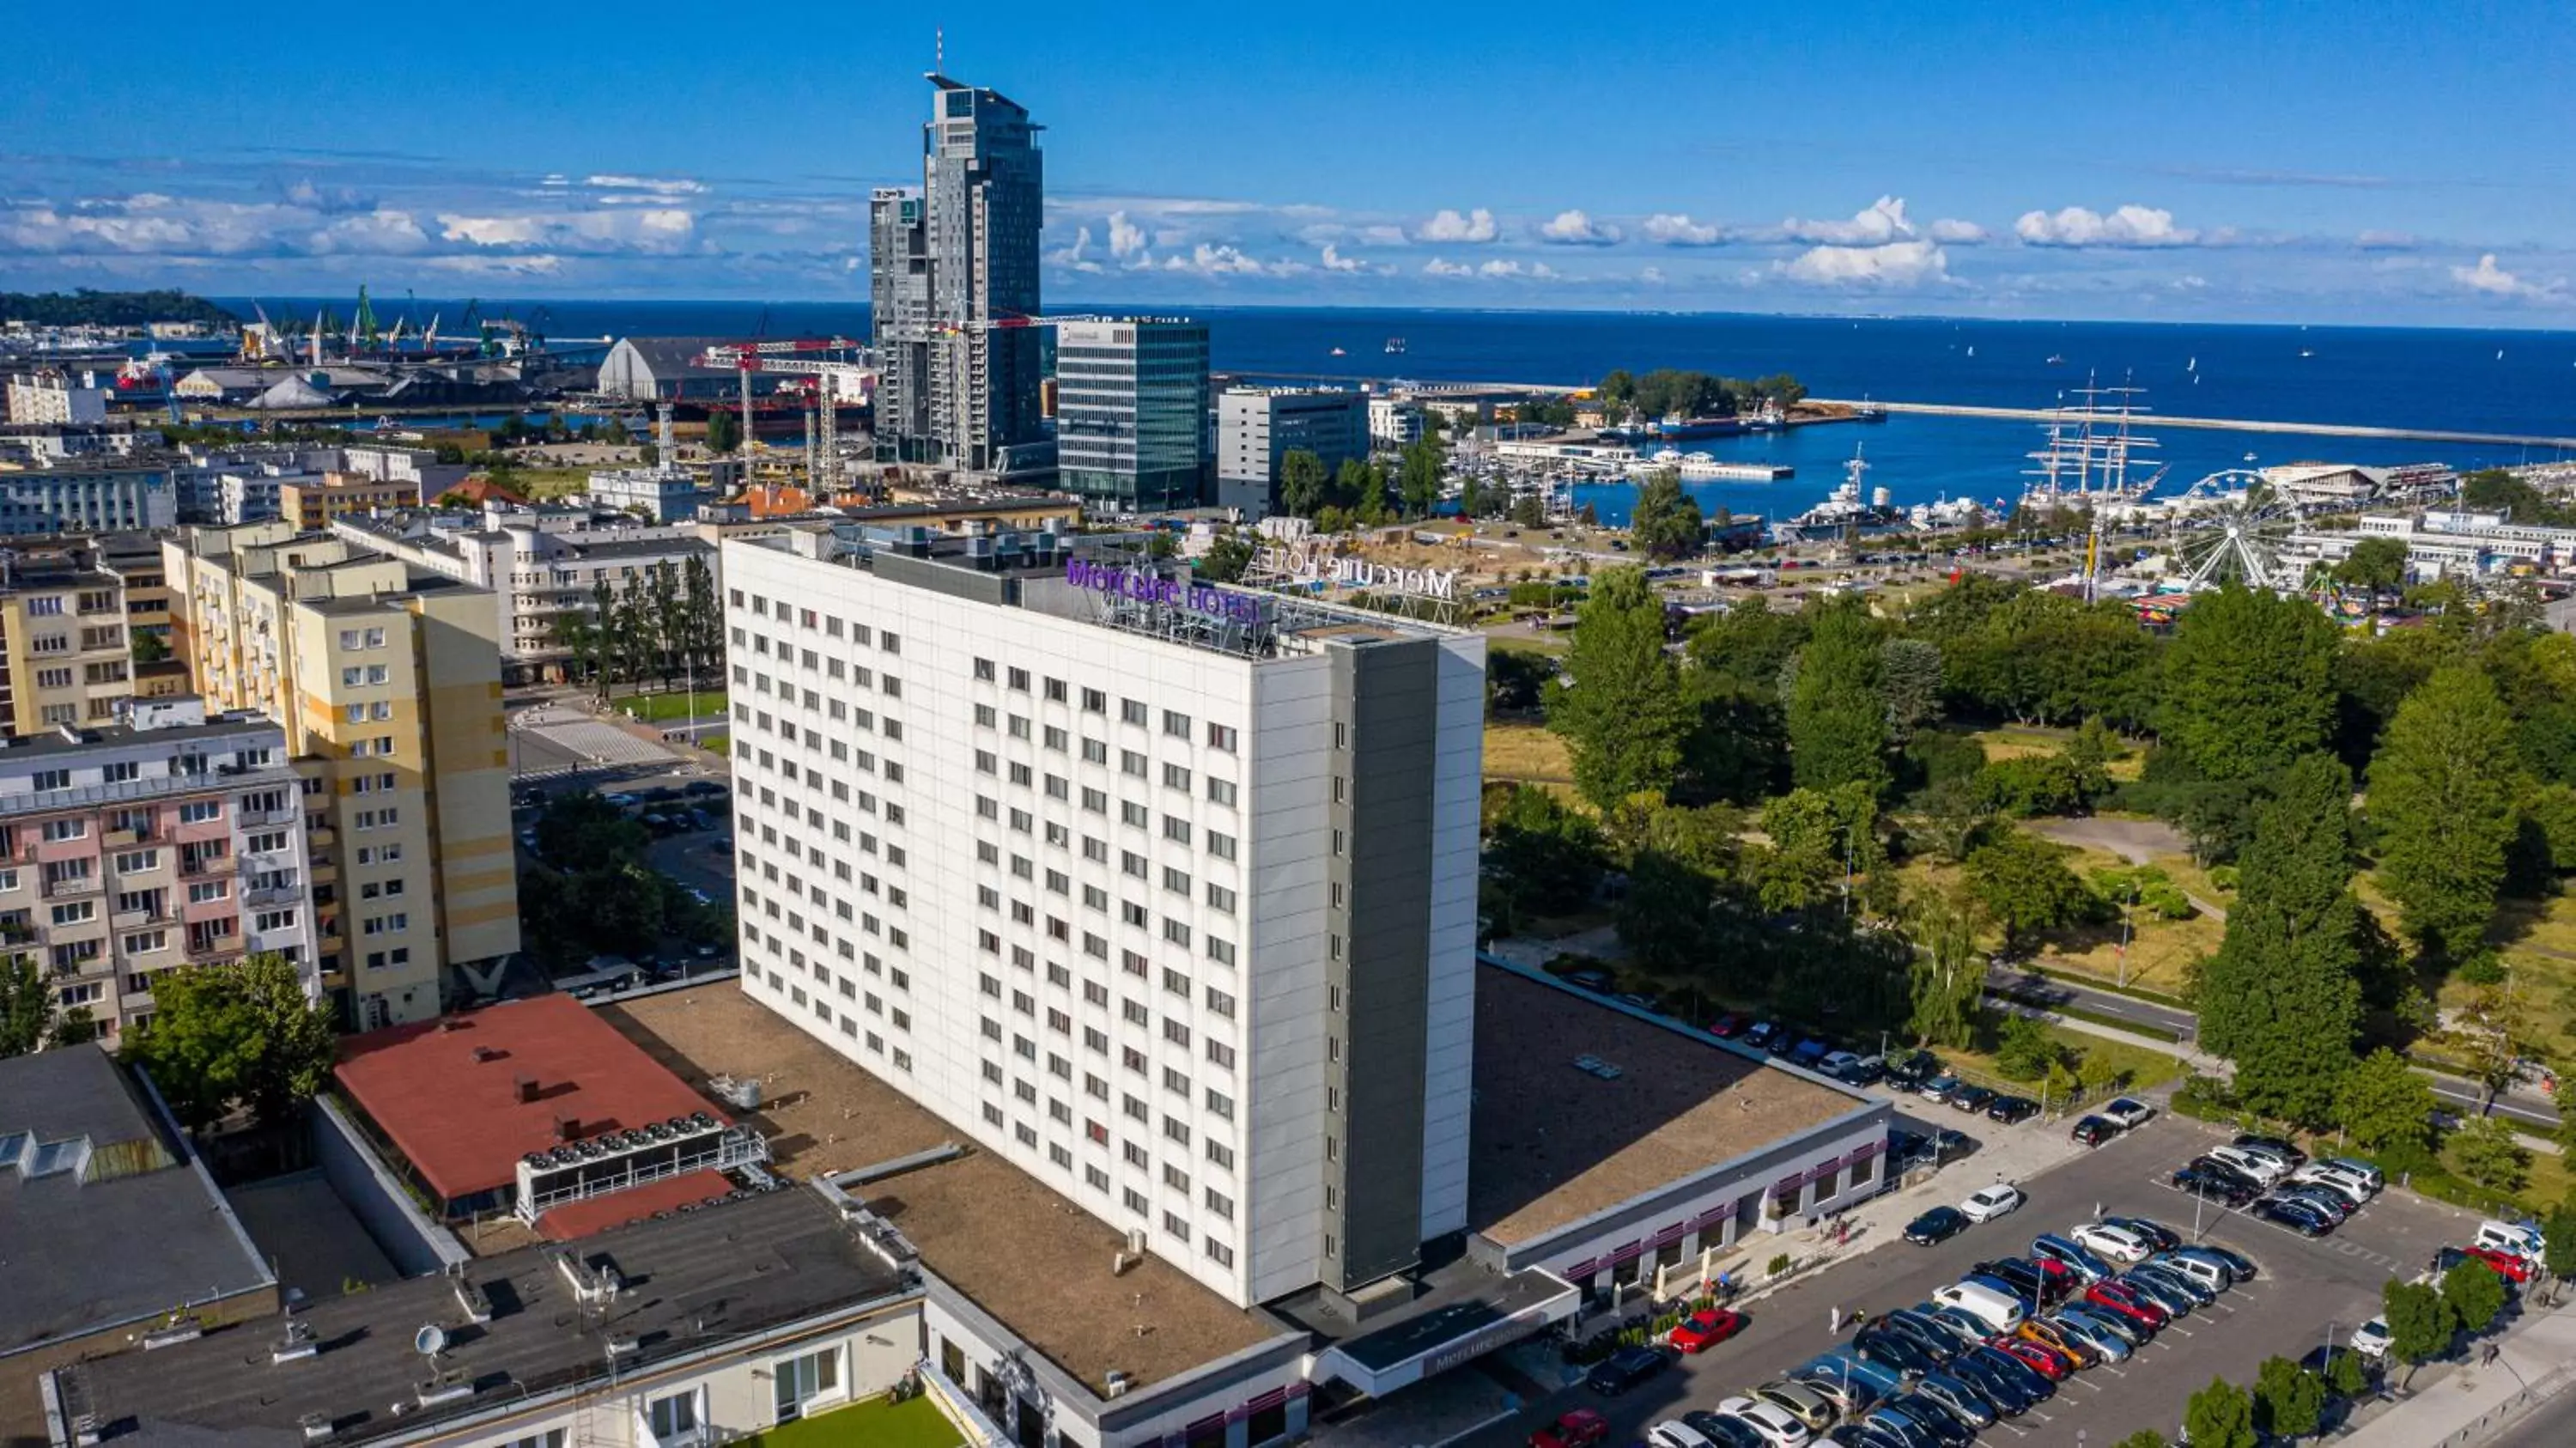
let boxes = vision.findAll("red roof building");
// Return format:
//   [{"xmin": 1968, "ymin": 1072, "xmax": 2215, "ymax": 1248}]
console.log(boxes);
[{"xmin": 334, "ymin": 995, "xmax": 726, "ymax": 1214}]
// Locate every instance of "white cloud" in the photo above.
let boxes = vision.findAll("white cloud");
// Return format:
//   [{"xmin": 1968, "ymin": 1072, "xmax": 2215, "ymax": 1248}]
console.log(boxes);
[
  {"xmin": 1784, "ymin": 195, "xmax": 1914, "ymax": 246},
  {"xmin": 1423, "ymin": 257, "xmax": 1474, "ymax": 277},
  {"xmin": 1641, "ymin": 213, "xmax": 1728, "ymax": 246},
  {"xmin": 2355, "ymin": 229, "xmax": 2417, "ymax": 251},
  {"xmin": 584, "ymin": 174, "xmax": 708, "ymax": 196},
  {"xmin": 2451, "ymin": 253, "xmax": 2565, "ymax": 301},
  {"xmin": 1478, "ymin": 259, "xmax": 1559, "ymax": 279},
  {"xmin": 1107, "ymin": 210, "xmax": 1148, "ymax": 259},
  {"xmin": 1318, "ymin": 243, "xmax": 1365, "ymax": 274},
  {"xmin": 1539, "ymin": 209, "xmax": 1621, "ymax": 246},
  {"xmin": 434, "ymin": 207, "xmax": 695, "ymax": 253},
  {"xmin": 1928, "ymin": 218, "xmax": 1990, "ymax": 244},
  {"xmin": 422, "ymin": 253, "xmax": 564, "ymax": 277},
  {"xmin": 1416, "ymin": 207, "xmax": 1500, "ymax": 243},
  {"xmin": 1777, "ymin": 240, "xmax": 1952, "ymax": 288},
  {"xmin": 1048, "ymin": 226, "xmax": 1103, "ymax": 274},
  {"xmin": 2014, "ymin": 204, "xmax": 2200, "ymax": 247},
  {"xmin": 1639, "ymin": 265, "xmax": 1667, "ymax": 284},
  {"xmin": 1157, "ymin": 242, "xmax": 1305, "ymax": 277}
]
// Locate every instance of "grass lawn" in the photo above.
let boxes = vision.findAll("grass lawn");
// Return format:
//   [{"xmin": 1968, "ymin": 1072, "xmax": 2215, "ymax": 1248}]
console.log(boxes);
[
  {"xmin": 698, "ymin": 733, "xmax": 730, "ymax": 757},
  {"xmin": 1485, "ymin": 721, "xmax": 1575, "ymax": 791},
  {"xmin": 744, "ymin": 1395, "xmax": 959, "ymax": 1448},
  {"xmin": 1965, "ymin": 725, "xmax": 2074, "ymax": 763},
  {"xmin": 1934, "ymin": 1024, "xmax": 2186, "ymax": 1098},
  {"xmin": 508, "ymin": 466, "xmax": 593, "ymax": 501},
  {"xmin": 1485, "ymin": 630, "xmax": 1571, "ymax": 658},
  {"xmin": 1896, "ymin": 845, "xmax": 2221, "ymax": 999},
  {"xmin": 617, "ymin": 689, "xmax": 728, "ymax": 722}
]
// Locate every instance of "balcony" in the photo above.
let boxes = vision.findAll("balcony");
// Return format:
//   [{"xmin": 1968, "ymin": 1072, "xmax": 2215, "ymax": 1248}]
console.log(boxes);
[
  {"xmin": 112, "ymin": 906, "xmax": 167, "ymax": 930},
  {"xmin": 42, "ymin": 873, "xmax": 102, "ymax": 901},
  {"xmin": 242, "ymin": 883, "xmax": 299, "ymax": 908},
  {"xmin": 179, "ymin": 855, "xmax": 234, "ymax": 881},
  {"xmin": 186, "ymin": 933, "xmax": 244, "ymax": 959}
]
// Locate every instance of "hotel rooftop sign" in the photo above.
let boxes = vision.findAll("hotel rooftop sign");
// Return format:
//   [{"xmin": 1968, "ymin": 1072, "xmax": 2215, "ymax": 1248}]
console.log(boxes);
[
  {"xmin": 1065, "ymin": 558, "xmax": 1264, "ymax": 626},
  {"xmin": 1252, "ymin": 539, "xmax": 1459, "ymax": 602}
]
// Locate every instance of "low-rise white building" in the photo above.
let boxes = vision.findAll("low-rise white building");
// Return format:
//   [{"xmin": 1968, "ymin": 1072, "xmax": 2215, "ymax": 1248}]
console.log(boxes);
[{"xmin": 5, "ymin": 373, "xmax": 109, "ymax": 426}]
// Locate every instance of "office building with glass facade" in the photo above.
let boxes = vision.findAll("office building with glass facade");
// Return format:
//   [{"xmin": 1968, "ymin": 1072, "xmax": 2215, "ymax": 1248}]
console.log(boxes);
[{"xmin": 1054, "ymin": 319, "xmax": 1212, "ymax": 513}]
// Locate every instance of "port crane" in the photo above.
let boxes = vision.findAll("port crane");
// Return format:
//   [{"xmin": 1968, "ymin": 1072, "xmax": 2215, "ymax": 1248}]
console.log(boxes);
[{"xmin": 694, "ymin": 338, "xmax": 865, "ymax": 472}]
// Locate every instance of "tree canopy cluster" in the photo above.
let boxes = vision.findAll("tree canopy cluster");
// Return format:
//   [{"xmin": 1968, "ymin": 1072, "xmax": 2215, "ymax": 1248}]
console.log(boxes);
[
  {"xmin": 550, "ymin": 556, "xmax": 724, "ymax": 702},
  {"xmin": 2, "ymin": 289, "xmax": 237, "ymax": 327},
  {"xmin": 1598, "ymin": 368, "xmax": 1805, "ymax": 421},
  {"xmin": 519, "ymin": 794, "xmax": 731, "ymax": 970},
  {"xmin": 1504, "ymin": 562, "xmax": 2576, "ymax": 1140}
]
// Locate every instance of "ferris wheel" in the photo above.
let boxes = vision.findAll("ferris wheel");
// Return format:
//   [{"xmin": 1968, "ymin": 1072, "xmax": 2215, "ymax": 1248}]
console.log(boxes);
[{"xmin": 2172, "ymin": 476, "xmax": 2300, "ymax": 590}]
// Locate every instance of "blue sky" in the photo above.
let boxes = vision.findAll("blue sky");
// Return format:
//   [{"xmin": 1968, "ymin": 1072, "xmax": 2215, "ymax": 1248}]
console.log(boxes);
[{"xmin": 6, "ymin": 1, "xmax": 2573, "ymax": 324}]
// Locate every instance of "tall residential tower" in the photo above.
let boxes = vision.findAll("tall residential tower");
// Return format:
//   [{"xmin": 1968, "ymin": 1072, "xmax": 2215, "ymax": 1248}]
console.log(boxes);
[{"xmin": 870, "ymin": 74, "xmax": 1052, "ymax": 483}]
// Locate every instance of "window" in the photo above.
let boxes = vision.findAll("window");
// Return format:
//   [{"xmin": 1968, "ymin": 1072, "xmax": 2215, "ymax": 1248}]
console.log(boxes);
[
  {"xmin": 1206, "ymin": 722, "xmax": 1238, "ymax": 753},
  {"xmin": 1082, "ymin": 687, "xmax": 1107, "ymax": 714},
  {"xmin": 1162, "ymin": 763, "xmax": 1191, "ymax": 791},
  {"xmin": 1206, "ymin": 777, "xmax": 1237, "ymax": 807},
  {"xmin": 771, "ymin": 1348, "xmax": 841, "ymax": 1422},
  {"xmin": 1121, "ymin": 699, "xmax": 1148, "ymax": 726},
  {"xmin": 1165, "ymin": 711, "xmax": 1193, "ymax": 739}
]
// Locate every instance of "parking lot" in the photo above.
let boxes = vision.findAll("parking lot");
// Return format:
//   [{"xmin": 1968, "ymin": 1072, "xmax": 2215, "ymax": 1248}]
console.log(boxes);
[{"xmin": 1454, "ymin": 1109, "xmax": 2494, "ymax": 1448}]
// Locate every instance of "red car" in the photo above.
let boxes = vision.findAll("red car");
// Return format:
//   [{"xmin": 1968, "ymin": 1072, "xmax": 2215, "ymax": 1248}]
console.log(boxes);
[
  {"xmin": 1668, "ymin": 1307, "xmax": 1748, "ymax": 1354},
  {"xmin": 1990, "ymin": 1335, "xmax": 2073, "ymax": 1380},
  {"xmin": 1708, "ymin": 1014, "xmax": 1747, "ymax": 1038},
  {"xmin": 2085, "ymin": 1281, "xmax": 2172, "ymax": 1331},
  {"xmin": 1529, "ymin": 1409, "xmax": 1609, "ymax": 1448},
  {"xmin": 2465, "ymin": 1246, "xmax": 2533, "ymax": 1284}
]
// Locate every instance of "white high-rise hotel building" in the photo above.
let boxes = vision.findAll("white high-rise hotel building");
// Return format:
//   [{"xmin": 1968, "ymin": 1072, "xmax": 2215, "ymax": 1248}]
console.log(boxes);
[{"xmin": 722, "ymin": 526, "xmax": 1483, "ymax": 1307}]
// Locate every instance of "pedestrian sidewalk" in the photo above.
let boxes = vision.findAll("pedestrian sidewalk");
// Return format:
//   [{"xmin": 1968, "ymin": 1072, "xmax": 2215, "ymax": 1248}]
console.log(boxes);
[{"xmin": 2342, "ymin": 1296, "xmax": 2576, "ymax": 1446}]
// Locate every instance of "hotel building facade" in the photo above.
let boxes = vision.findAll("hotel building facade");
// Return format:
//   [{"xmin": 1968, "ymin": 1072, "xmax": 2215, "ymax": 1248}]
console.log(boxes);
[{"xmin": 720, "ymin": 525, "xmax": 1484, "ymax": 1308}]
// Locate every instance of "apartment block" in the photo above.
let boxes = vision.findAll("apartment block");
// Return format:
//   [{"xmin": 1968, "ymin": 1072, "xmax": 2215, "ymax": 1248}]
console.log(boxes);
[
  {"xmin": 720, "ymin": 526, "xmax": 1484, "ymax": 1307},
  {"xmin": 4, "ymin": 371, "xmax": 109, "ymax": 426},
  {"xmin": 161, "ymin": 522, "xmax": 519, "ymax": 1026},
  {"xmin": 0, "ymin": 459, "xmax": 175, "ymax": 533},
  {"xmin": 279, "ymin": 474, "xmax": 422, "ymax": 531},
  {"xmin": 0, "ymin": 541, "xmax": 137, "ymax": 735},
  {"xmin": 333, "ymin": 504, "xmax": 717, "ymax": 684},
  {"xmin": 0, "ymin": 703, "xmax": 318, "ymax": 1042}
]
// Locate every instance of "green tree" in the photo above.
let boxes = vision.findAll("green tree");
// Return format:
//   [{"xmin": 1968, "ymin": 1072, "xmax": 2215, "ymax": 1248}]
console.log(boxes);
[
  {"xmin": 2196, "ymin": 753, "xmax": 2366, "ymax": 1127},
  {"xmin": 1548, "ymin": 568, "xmax": 1692, "ymax": 812},
  {"xmin": 1993, "ymin": 1013, "xmax": 2069, "ymax": 1081},
  {"xmin": 2381, "ymin": 1278, "xmax": 2453, "ymax": 1389},
  {"xmin": 1965, "ymin": 825, "xmax": 2092, "ymax": 954},
  {"xmin": 1905, "ymin": 885, "xmax": 1987, "ymax": 1049},
  {"xmin": 1878, "ymin": 638, "xmax": 1943, "ymax": 744},
  {"xmin": 2184, "ymin": 1377, "xmax": 2259, "ymax": 1448},
  {"xmin": 2367, "ymin": 664, "xmax": 2520, "ymax": 959},
  {"xmin": 1787, "ymin": 597, "xmax": 1888, "ymax": 794},
  {"xmin": 1485, "ymin": 785, "xmax": 1607, "ymax": 917},
  {"xmin": 1, "ymin": 955, "xmax": 62, "ymax": 1057},
  {"xmin": 2447, "ymin": 982, "xmax": 2529, "ymax": 1113},
  {"xmin": 131, "ymin": 630, "xmax": 171, "ymax": 666},
  {"xmin": 1279, "ymin": 449, "xmax": 1329, "ymax": 518},
  {"xmin": 1629, "ymin": 469, "xmax": 1704, "ymax": 561},
  {"xmin": 2334, "ymin": 536, "xmax": 2410, "ymax": 593},
  {"xmin": 1199, "ymin": 532, "xmax": 1255, "ymax": 584},
  {"xmin": 2442, "ymin": 1256, "xmax": 2509, "ymax": 1335},
  {"xmin": 2539, "ymin": 1204, "xmax": 2576, "ymax": 1306},
  {"xmin": 704, "ymin": 406, "xmax": 743, "ymax": 454},
  {"xmin": 121, "ymin": 953, "xmax": 337, "ymax": 1133},
  {"xmin": 2447, "ymin": 1116, "xmax": 2530, "ymax": 1195},
  {"xmin": 2111, "ymin": 1433, "xmax": 2171, "ymax": 1448},
  {"xmin": 1510, "ymin": 492, "xmax": 1547, "ymax": 528},
  {"xmin": 2253, "ymin": 1356, "xmax": 2327, "ymax": 1442},
  {"xmin": 2333, "ymin": 1048, "xmax": 2437, "ymax": 1158},
  {"xmin": 2160, "ymin": 585, "xmax": 2340, "ymax": 780},
  {"xmin": 1913, "ymin": 775, "xmax": 1992, "ymax": 865},
  {"xmin": 1398, "ymin": 440, "xmax": 1446, "ymax": 518}
]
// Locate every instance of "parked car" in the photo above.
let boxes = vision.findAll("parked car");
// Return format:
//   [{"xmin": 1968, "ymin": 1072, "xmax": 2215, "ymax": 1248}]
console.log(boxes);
[
  {"xmin": 1879, "ymin": 1397, "xmax": 1971, "ymax": 1447},
  {"xmin": 2475, "ymin": 1220, "xmax": 2545, "ymax": 1262},
  {"xmin": 1669, "ymin": 1307, "xmax": 1749, "ymax": 1353},
  {"xmin": 1744, "ymin": 1021, "xmax": 1783, "ymax": 1050},
  {"xmin": 2046, "ymin": 1312, "xmax": 2133, "ymax": 1364},
  {"xmin": 1959, "ymin": 1183, "xmax": 2026, "ymax": 1223},
  {"xmin": 2069, "ymin": 1222, "xmax": 2152, "ymax": 1264},
  {"xmin": 1974, "ymin": 1258, "xmax": 2063, "ymax": 1305},
  {"xmin": 2233, "ymin": 1133, "xmax": 2309, "ymax": 1168},
  {"xmin": 1905, "ymin": 1207, "xmax": 1970, "ymax": 1246},
  {"xmin": 1984, "ymin": 1095, "xmax": 2039, "ymax": 1125},
  {"xmin": 2097, "ymin": 1097, "xmax": 2156, "ymax": 1130},
  {"xmin": 1929, "ymin": 1281, "xmax": 2026, "ymax": 1333},
  {"xmin": 2114, "ymin": 1269, "xmax": 2198, "ymax": 1317},
  {"xmin": 1531, "ymin": 1410, "xmax": 1611, "ymax": 1448},
  {"xmin": 2029, "ymin": 1234, "xmax": 2112, "ymax": 1283},
  {"xmin": 2069, "ymin": 1115, "xmax": 2117, "ymax": 1147},
  {"xmin": 2255, "ymin": 1196, "xmax": 2337, "ymax": 1237},
  {"xmin": 2171, "ymin": 1160, "xmax": 2260, "ymax": 1206},
  {"xmin": 2464, "ymin": 1245, "xmax": 2533, "ymax": 1284},
  {"xmin": 2194, "ymin": 1244, "xmax": 2258, "ymax": 1281},
  {"xmin": 1885, "ymin": 1052, "xmax": 1941, "ymax": 1090},
  {"xmin": 2350, "ymin": 1317, "xmax": 2393, "ymax": 1361},
  {"xmin": 1987, "ymin": 1336, "xmax": 2071, "ymax": 1382},
  {"xmin": 1838, "ymin": 1054, "xmax": 1887, "ymax": 1086},
  {"xmin": 2276, "ymin": 1184, "xmax": 2354, "ymax": 1223},
  {"xmin": 1947, "ymin": 1085, "xmax": 1997, "ymax": 1115},
  {"xmin": 683, "ymin": 780, "xmax": 728, "ymax": 797},
  {"xmin": 2206, "ymin": 1146, "xmax": 2288, "ymax": 1185},
  {"xmin": 1585, "ymin": 1345, "xmax": 1668, "ymax": 1395},
  {"xmin": 2149, "ymin": 1251, "xmax": 2233, "ymax": 1295},
  {"xmin": 2101, "ymin": 1215, "xmax": 2181, "ymax": 1252},
  {"xmin": 1911, "ymin": 1374, "xmax": 1997, "ymax": 1427},
  {"xmin": 1749, "ymin": 1382, "xmax": 1838, "ymax": 1434},
  {"xmin": 1710, "ymin": 1396, "xmax": 1815, "ymax": 1448},
  {"xmin": 1679, "ymin": 1414, "xmax": 1770, "ymax": 1448},
  {"xmin": 2081, "ymin": 1281, "xmax": 2170, "ymax": 1331},
  {"xmin": 1917, "ymin": 1074, "xmax": 1961, "ymax": 1104},
  {"xmin": 1709, "ymin": 1013, "xmax": 1748, "ymax": 1038}
]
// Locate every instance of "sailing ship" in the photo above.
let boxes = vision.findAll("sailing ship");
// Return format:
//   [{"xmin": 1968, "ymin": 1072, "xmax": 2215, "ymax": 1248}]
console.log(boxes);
[{"xmin": 2016, "ymin": 375, "xmax": 2166, "ymax": 513}]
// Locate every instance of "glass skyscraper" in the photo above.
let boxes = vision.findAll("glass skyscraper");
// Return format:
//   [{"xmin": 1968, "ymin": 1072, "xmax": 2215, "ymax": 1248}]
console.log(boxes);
[
  {"xmin": 870, "ymin": 74, "xmax": 1052, "ymax": 481},
  {"xmin": 1054, "ymin": 319, "xmax": 1212, "ymax": 512}
]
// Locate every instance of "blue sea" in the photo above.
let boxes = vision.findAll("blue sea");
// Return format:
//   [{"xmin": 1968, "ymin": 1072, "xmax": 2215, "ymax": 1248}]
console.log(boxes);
[{"xmin": 223, "ymin": 298, "xmax": 2576, "ymax": 517}]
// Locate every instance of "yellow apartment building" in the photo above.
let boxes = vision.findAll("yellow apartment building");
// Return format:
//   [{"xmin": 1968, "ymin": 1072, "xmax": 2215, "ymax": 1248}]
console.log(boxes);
[{"xmin": 161, "ymin": 521, "xmax": 519, "ymax": 1026}]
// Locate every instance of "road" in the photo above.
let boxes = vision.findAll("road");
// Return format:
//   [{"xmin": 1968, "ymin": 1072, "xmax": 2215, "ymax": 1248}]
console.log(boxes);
[
  {"xmin": 1990, "ymin": 967, "xmax": 2564, "ymax": 1133},
  {"xmin": 2477, "ymin": 1386, "xmax": 2576, "ymax": 1448}
]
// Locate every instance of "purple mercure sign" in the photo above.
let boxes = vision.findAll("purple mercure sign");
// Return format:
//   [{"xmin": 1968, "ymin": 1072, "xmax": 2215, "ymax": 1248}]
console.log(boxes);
[{"xmin": 1065, "ymin": 558, "xmax": 1265, "ymax": 626}]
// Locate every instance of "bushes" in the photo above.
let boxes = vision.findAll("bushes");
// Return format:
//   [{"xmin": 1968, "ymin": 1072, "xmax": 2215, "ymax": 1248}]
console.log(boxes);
[
  {"xmin": 1978, "ymin": 754, "xmax": 2089, "ymax": 818},
  {"xmin": 2089, "ymin": 865, "xmax": 2197, "ymax": 921}
]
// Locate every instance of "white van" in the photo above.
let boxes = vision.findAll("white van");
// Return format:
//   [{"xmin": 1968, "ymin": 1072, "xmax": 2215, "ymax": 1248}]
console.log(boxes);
[
  {"xmin": 2476, "ymin": 1220, "xmax": 2543, "ymax": 1262},
  {"xmin": 1932, "ymin": 1281, "xmax": 2028, "ymax": 1333}
]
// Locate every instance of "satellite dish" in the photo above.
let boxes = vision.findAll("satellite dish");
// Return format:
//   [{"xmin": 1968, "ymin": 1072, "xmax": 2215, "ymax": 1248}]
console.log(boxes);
[{"xmin": 414, "ymin": 1323, "xmax": 448, "ymax": 1357}]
